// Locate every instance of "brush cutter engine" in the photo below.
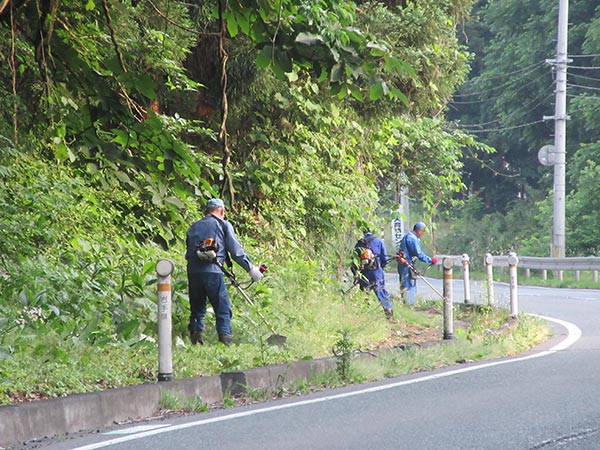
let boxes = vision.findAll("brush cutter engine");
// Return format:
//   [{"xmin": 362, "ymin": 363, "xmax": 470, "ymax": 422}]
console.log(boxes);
[{"xmin": 196, "ymin": 238, "xmax": 218, "ymax": 261}]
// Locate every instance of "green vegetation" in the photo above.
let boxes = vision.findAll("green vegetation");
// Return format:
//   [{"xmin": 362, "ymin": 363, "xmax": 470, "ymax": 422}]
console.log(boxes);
[
  {"xmin": 0, "ymin": 0, "xmax": 484, "ymax": 406},
  {"xmin": 358, "ymin": 313, "xmax": 546, "ymax": 380},
  {"xmin": 267, "ymin": 304, "xmax": 549, "ymax": 395},
  {"xmin": 0, "ymin": 260, "xmax": 390, "ymax": 405},
  {"xmin": 1, "ymin": 0, "xmax": 594, "ymax": 409}
]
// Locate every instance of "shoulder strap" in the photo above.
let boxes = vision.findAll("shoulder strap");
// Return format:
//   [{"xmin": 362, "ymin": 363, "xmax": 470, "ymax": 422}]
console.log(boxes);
[
  {"xmin": 209, "ymin": 215, "xmax": 232, "ymax": 267},
  {"xmin": 211, "ymin": 215, "xmax": 229, "ymax": 238}
]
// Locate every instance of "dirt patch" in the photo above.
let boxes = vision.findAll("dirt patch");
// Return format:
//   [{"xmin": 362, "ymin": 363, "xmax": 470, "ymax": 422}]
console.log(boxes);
[
  {"xmin": 371, "ymin": 307, "xmax": 472, "ymax": 351},
  {"xmin": 374, "ymin": 322, "xmax": 442, "ymax": 349}
]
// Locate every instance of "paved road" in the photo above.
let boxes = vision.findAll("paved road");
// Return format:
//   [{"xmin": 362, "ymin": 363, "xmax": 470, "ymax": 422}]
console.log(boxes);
[{"xmin": 39, "ymin": 276, "xmax": 600, "ymax": 450}]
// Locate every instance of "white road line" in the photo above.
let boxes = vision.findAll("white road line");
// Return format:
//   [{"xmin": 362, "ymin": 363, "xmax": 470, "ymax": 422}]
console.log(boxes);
[
  {"xmin": 72, "ymin": 315, "xmax": 581, "ymax": 450},
  {"xmin": 103, "ymin": 424, "xmax": 172, "ymax": 435}
]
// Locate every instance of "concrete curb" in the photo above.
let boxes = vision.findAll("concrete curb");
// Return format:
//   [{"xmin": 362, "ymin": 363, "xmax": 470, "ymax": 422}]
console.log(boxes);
[{"xmin": 0, "ymin": 355, "xmax": 341, "ymax": 448}]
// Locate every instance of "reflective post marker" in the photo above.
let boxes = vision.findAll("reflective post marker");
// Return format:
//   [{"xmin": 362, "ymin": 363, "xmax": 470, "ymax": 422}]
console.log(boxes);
[
  {"xmin": 508, "ymin": 252, "xmax": 519, "ymax": 319},
  {"xmin": 156, "ymin": 259, "xmax": 174, "ymax": 382},
  {"xmin": 461, "ymin": 253, "xmax": 471, "ymax": 304},
  {"xmin": 442, "ymin": 257, "xmax": 454, "ymax": 340},
  {"xmin": 485, "ymin": 253, "xmax": 494, "ymax": 306}
]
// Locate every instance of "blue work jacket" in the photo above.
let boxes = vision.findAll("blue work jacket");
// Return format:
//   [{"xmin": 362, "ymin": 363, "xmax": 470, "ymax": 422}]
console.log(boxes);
[
  {"xmin": 400, "ymin": 231, "xmax": 432, "ymax": 265},
  {"xmin": 185, "ymin": 214, "xmax": 252, "ymax": 274}
]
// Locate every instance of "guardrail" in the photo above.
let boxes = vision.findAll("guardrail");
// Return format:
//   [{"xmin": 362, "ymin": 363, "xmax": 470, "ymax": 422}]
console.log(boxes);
[
  {"xmin": 437, "ymin": 253, "xmax": 600, "ymax": 282},
  {"xmin": 428, "ymin": 252, "xmax": 600, "ymax": 323}
]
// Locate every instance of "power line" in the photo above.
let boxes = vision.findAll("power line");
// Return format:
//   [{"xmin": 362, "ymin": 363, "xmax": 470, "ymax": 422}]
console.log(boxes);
[
  {"xmin": 459, "ymin": 60, "xmax": 546, "ymax": 84},
  {"xmin": 566, "ymin": 93, "xmax": 599, "ymax": 100},
  {"xmin": 568, "ymin": 72, "xmax": 600, "ymax": 83},
  {"xmin": 566, "ymin": 82, "xmax": 600, "ymax": 92},
  {"xmin": 568, "ymin": 54, "xmax": 600, "ymax": 58},
  {"xmin": 568, "ymin": 65, "xmax": 600, "ymax": 70},
  {"xmin": 452, "ymin": 61, "xmax": 547, "ymax": 98},
  {"xmin": 455, "ymin": 89, "xmax": 555, "ymax": 129},
  {"xmin": 456, "ymin": 118, "xmax": 547, "ymax": 134},
  {"xmin": 450, "ymin": 76, "xmax": 547, "ymax": 105}
]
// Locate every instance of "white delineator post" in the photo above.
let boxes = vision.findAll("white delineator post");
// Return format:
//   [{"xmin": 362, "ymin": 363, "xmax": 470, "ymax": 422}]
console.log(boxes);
[
  {"xmin": 156, "ymin": 258, "xmax": 174, "ymax": 382},
  {"xmin": 461, "ymin": 253, "xmax": 471, "ymax": 304},
  {"xmin": 442, "ymin": 257, "xmax": 454, "ymax": 340},
  {"xmin": 485, "ymin": 253, "xmax": 494, "ymax": 306},
  {"xmin": 508, "ymin": 252, "xmax": 519, "ymax": 319}
]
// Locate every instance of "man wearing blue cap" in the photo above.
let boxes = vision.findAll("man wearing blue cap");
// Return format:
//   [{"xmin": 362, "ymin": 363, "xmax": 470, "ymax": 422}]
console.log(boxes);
[
  {"xmin": 185, "ymin": 198, "xmax": 263, "ymax": 346},
  {"xmin": 397, "ymin": 222, "xmax": 438, "ymax": 305}
]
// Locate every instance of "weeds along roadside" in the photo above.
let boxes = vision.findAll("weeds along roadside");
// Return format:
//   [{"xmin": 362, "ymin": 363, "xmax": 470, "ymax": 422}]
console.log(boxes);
[
  {"xmin": 0, "ymin": 253, "xmax": 386, "ymax": 406},
  {"xmin": 302, "ymin": 303, "xmax": 548, "ymax": 389},
  {"xmin": 157, "ymin": 304, "xmax": 549, "ymax": 413},
  {"xmin": 0, "ymin": 244, "xmax": 549, "ymax": 407}
]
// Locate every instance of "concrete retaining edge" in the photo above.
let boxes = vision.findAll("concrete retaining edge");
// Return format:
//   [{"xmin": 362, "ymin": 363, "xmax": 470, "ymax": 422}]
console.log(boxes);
[
  {"xmin": 0, "ymin": 355, "xmax": 341, "ymax": 448},
  {"xmin": 0, "ymin": 341, "xmax": 438, "ymax": 449}
]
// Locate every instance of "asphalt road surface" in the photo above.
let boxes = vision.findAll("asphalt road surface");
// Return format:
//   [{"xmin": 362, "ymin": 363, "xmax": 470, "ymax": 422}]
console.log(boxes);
[{"xmin": 38, "ymin": 274, "xmax": 600, "ymax": 450}]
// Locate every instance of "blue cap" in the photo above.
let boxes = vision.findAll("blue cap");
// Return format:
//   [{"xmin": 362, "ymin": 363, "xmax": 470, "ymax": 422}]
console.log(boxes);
[
  {"xmin": 413, "ymin": 221, "xmax": 426, "ymax": 231},
  {"xmin": 206, "ymin": 198, "xmax": 225, "ymax": 209}
]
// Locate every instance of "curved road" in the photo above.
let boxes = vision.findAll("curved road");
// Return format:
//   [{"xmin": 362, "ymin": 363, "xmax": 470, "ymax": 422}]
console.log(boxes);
[{"xmin": 42, "ymin": 278, "xmax": 600, "ymax": 450}]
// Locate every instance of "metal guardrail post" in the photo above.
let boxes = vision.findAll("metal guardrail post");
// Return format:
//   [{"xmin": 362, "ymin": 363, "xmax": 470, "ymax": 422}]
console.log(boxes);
[
  {"xmin": 461, "ymin": 253, "xmax": 471, "ymax": 304},
  {"xmin": 442, "ymin": 257, "xmax": 454, "ymax": 340},
  {"xmin": 508, "ymin": 252, "xmax": 519, "ymax": 319},
  {"xmin": 156, "ymin": 258, "xmax": 174, "ymax": 382},
  {"xmin": 485, "ymin": 253, "xmax": 494, "ymax": 306}
]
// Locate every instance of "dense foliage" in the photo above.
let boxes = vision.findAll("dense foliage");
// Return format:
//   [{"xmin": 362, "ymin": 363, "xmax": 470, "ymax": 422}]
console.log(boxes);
[{"xmin": 0, "ymin": 0, "xmax": 510, "ymax": 403}]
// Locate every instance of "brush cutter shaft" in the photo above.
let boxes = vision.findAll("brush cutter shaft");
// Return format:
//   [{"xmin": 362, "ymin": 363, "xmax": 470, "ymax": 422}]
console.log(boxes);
[
  {"xmin": 405, "ymin": 261, "xmax": 446, "ymax": 300},
  {"xmin": 216, "ymin": 261, "xmax": 279, "ymax": 335},
  {"xmin": 233, "ymin": 282, "xmax": 279, "ymax": 335}
]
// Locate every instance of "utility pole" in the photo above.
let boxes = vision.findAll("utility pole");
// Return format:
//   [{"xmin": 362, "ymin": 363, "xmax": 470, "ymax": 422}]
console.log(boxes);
[{"xmin": 544, "ymin": 0, "xmax": 570, "ymax": 258}]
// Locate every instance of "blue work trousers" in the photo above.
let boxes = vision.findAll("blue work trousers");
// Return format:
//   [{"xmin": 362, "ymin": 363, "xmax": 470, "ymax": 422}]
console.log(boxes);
[
  {"xmin": 398, "ymin": 264, "xmax": 417, "ymax": 305},
  {"xmin": 187, "ymin": 272, "xmax": 232, "ymax": 335},
  {"xmin": 361, "ymin": 267, "xmax": 392, "ymax": 310}
]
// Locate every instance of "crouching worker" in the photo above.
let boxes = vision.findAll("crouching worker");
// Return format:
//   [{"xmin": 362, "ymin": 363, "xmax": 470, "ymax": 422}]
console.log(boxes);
[
  {"xmin": 397, "ymin": 222, "xmax": 438, "ymax": 305},
  {"xmin": 355, "ymin": 230, "xmax": 393, "ymax": 319},
  {"xmin": 185, "ymin": 198, "xmax": 263, "ymax": 346}
]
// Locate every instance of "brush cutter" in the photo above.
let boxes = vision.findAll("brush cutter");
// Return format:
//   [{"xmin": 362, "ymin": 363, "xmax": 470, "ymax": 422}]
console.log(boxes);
[
  {"xmin": 402, "ymin": 258, "xmax": 446, "ymax": 300},
  {"xmin": 215, "ymin": 261, "xmax": 287, "ymax": 346},
  {"xmin": 342, "ymin": 263, "xmax": 371, "ymax": 294},
  {"xmin": 343, "ymin": 255, "xmax": 401, "ymax": 294}
]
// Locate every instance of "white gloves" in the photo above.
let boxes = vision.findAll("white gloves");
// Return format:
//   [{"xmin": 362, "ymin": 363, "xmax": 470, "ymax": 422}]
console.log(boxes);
[{"xmin": 248, "ymin": 265, "xmax": 264, "ymax": 282}]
